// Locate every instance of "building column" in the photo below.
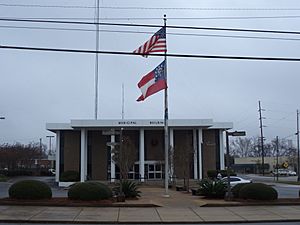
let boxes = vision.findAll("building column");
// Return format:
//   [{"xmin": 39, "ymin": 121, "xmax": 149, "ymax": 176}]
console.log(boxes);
[
  {"xmin": 80, "ymin": 129, "xmax": 87, "ymax": 182},
  {"xmin": 55, "ymin": 131, "xmax": 60, "ymax": 183},
  {"xmin": 139, "ymin": 129, "xmax": 145, "ymax": 182},
  {"xmin": 193, "ymin": 129, "xmax": 198, "ymax": 179},
  {"xmin": 198, "ymin": 129, "xmax": 203, "ymax": 180},
  {"xmin": 110, "ymin": 134, "xmax": 116, "ymax": 182},
  {"xmin": 219, "ymin": 130, "xmax": 225, "ymax": 170},
  {"xmin": 169, "ymin": 128, "xmax": 174, "ymax": 180}
]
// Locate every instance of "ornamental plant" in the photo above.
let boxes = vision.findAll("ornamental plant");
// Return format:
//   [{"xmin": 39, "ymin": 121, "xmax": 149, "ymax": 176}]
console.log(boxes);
[
  {"xmin": 198, "ymin": 178, "xmax": 227, "ymax": 198},
  {"xmin": 239, "ymin": 183, "xmax": 278, "ymax": 200},
  {"xmin": 68, "ymin": 182, "xmax": 112, "ymax": 201},
  {"xmin": 9, "ymin": 180, "xmax": 52, "ymax": 200}
]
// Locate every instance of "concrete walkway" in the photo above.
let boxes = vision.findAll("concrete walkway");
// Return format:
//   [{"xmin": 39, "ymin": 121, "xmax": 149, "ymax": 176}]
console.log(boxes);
[
  {"xmin": 2, "ymin": 205, "xmax": 300, "ymax": 223},
  {"xmin": 2, "ymin": 187, "xmax": 300, "ymax": 223}
]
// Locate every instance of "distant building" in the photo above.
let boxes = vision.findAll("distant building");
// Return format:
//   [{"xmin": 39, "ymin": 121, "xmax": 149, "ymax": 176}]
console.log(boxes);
[
  {"xmin": 46, "ymin": 119, "xmax": 232, "ymax": 185},
  {"xmin": 233, "ymin": 156, "xmax": 290, "ymax": 174}
]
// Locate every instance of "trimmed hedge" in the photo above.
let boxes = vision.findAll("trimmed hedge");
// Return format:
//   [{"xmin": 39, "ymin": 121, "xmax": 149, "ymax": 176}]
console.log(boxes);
[
  {"xmin": 68, "ymin": 182, "xmax": 112, "ymax": 201},
  {"xmin": 232, "ymin": 183, "xmax": 249, "ymax": 198},
  {"xmin": 239, "ymin": 183, "xmax": 278, "ymax": 200},
  {"xmin": 60, "ymin": 170, "xmax": 80, "ymax": 182},
  {"xmin": 9, "ymin": 180, "xmax": 52, "ymax": 199}
]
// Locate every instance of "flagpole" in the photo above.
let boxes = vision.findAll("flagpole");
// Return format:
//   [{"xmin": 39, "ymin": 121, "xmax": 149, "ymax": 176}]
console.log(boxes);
[
  {"xmin": 94, "ymin": 0, "xmax": 100, "ymax": 120},
  {"xmin": 163, "ymin": 14, "xmax": 169, "ymax": 197}
]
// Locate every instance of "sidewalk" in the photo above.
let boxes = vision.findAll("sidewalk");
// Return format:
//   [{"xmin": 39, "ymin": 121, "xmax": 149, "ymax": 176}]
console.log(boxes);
[
  {"xmin": 2, "ymin": 205, "xmax": 300, "ymax": 223},
  {"xmin": 1, "ymin": 187, "xmax": 300, "ymax": 223}
]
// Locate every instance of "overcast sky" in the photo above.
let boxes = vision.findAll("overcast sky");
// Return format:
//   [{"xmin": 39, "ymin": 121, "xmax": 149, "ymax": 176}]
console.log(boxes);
[{"xmin": 1, "ymin": 0, "xmax": 300, "ymax": 149}]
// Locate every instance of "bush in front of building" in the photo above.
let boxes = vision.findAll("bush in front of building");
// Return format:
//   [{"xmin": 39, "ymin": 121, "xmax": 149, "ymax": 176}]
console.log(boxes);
[
  {"xmin": 9, "ymin": 180, "xmax": 52, "ymax": 199},
  {"xmin": 207, "ymin": 170, "xmax": 236, "ymax": 179},
  {"xmin": 239, "ymin": 183, "xmax": 278, "ymax": 200},
  {"xmin": 60, "ymin": 170, "xmax": 80, "ymax": 182},
  {"xmin": 68, "ymin": 182, "xmax": 112, "ymax": 201},
  {"xmin": 219, "ymin": 169, "xmax": 237, "ymax": 177},
  {"xmin": 198, "ymin": 178, "xmax": 227, "ymax": 198},
  {"xmin": 231, "ymin": 183, "xmax": 249, "ymax": 198},
  {"xmin": 114, "ymin": 180, "xmax": 141, "ymax": 198},
  {"xmin": 207, "ymin": 170, "xmax": 218, "ymax": 179}
]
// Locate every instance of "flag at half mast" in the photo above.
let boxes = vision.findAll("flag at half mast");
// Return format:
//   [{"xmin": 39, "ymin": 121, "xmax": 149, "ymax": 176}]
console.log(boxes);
[
  {"xmin": 137, "ymin": 60, "xmax": 167, "ymax": 101},
  {"xmin": 133, "ymin": 27, "xmax": 166, "ymax": 57}
]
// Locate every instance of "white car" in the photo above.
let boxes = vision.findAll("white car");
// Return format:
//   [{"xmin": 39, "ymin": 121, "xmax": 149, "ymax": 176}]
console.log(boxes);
[
  {"xmin": 221, "ymin": 176, "xmax": 252, "ymax": 186},
  {"xmin": 287, "ymin": 170, "xmax": 297, "ymax": 176}
]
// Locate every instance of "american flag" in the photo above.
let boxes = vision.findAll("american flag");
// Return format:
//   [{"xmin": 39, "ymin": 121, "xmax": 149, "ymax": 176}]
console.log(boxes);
[{"xmin": 133, "ymin": 27, "xmax": 167, "ymax": 57}]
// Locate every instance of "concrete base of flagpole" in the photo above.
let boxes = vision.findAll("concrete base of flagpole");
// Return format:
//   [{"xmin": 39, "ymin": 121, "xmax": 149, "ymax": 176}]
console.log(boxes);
[{"xmin": 162, "ymin": 194, "xmax": 170, "ymax": 198}]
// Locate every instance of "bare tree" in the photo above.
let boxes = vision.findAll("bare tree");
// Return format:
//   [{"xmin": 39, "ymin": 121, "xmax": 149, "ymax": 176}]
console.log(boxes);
[
  {"xmin": 174, "ymin": 133, "xmax": 194, "ymax": 191},
  {"xmin": 112, "ymin": 135, "xmax": 137, "ymax": 180},
  {"xmin": 0, "ymin": 142, "xmax": 46, "ymax": 170}
]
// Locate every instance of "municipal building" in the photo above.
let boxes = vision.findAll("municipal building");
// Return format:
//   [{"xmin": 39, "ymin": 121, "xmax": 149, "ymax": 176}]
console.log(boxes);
[{"xmin": 46, "ymin": 119, "xmax": 232, "ymax": 185}]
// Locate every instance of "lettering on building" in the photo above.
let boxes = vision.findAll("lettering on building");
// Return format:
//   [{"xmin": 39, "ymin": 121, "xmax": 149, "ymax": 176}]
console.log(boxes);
[
  {"xmin": 150, "ymin": 121, "xmax": 164, "ymax": 125},
  {"xmin": 118, "ymin": 121, "xmax": 137, "ymax": 125}
]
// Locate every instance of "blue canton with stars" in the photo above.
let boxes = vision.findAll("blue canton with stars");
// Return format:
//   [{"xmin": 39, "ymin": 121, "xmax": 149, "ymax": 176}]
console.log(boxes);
[{"xmin": 154, "ymin": 60, "xmax": 166, "ymax": 82}]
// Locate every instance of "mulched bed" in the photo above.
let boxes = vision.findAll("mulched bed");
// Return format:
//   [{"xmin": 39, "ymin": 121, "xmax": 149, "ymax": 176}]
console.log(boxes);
[
  {"xmin": 204, "ymin": 198, "xmax": 300, "ymax": 207},
  {"xmin": 0, "ymin": 197, "xmax": 157, "ymax": 207}
]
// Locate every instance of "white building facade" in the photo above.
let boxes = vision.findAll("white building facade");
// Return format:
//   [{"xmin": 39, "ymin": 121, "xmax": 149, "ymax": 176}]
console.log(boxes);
[{"xmin": 46, "ymin": 119, "xmax": 232, "ymax": 185}]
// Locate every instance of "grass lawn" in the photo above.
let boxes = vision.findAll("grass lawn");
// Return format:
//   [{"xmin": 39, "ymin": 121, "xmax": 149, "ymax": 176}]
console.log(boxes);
[{"xmin": 0, "ymin": 174, "xmax": 8, "ymax": 182}]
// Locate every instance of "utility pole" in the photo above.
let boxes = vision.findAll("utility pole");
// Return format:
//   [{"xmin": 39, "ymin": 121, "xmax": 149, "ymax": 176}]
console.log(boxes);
[
  {"xmin": 258, "ymin": 101, "xmax": 266, "ymax": 175},
  {"xmin": 276, "ymin": 136, "xmax": 279, "ymax": 182},
  {"xmin": 297, "ymin": 110, "xmax": 300, "ymax": 182},
  {"xmin": 46, "ymin": 135, "xmax": 54, "ymax": 155}
]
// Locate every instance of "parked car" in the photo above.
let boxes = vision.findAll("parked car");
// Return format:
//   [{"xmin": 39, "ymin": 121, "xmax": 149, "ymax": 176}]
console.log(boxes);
[
  {"xmin": 221, "ymin": 176, "xmax": 252, "ymax": 186},
  {"xmin": 287, "ymin": 170, "xmax": 297, "ymax": 176},
  {"xmin": 272, "ymin": 169, "xmax": 296, "ymax": 176},
  {"xmin": 48, "ymin": 168, "xmax": 56, "ymax": 175}
]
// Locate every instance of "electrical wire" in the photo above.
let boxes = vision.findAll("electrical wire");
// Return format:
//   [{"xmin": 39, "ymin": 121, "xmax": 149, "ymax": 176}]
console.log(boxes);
[
  {"xmin": 1, "ymin": 18, "xmax": 300, "ymax": 35},
  {"xmin": 1, "ymin": 45, "xmax": 300, "ymax": 61},
  {"xmin": 1, "ymin": 3, "xmax": 300, "ymax": 11},
  {"xmin": 2, "ymin": 25, "xmax": 300, "ymax": 42},
  {"xmin": 3, "ymin": 15, "xmax": 300, "ymax": 20}
]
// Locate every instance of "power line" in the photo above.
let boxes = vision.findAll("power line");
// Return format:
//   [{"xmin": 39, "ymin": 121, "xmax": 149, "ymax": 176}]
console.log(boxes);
[
  {"xmin": 1, "ymin": 18, "xmax": 300, "ymax": 35},
  {"xmin": 2, "ymin": 44, "xmax": 300, "ymax": 61},
  {"xmin": 2, "ymin": 25, "xmax": 300, "ymax": 42},
  {"xmin": 3, "ymin": 15, "xmax": 300, "ymax": 20},
  {"xmin": 1, "ymin": 3, "xmax": 300, "ymax": 11}
]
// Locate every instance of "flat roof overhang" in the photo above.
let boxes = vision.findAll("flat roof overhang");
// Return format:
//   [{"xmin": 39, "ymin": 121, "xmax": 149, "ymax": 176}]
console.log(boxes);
[{"xmin": 46, "ymin": 119, "xmax": 233, "ymax": 132}]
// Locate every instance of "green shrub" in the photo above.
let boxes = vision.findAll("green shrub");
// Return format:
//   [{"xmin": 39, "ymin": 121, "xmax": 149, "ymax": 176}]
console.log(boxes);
[
  {"xmin": 220, "ymin": 169, "xmax": 236, "ymax": 177},
  {"xmin": 232, "ymin": 183, "xmax": 249, "ymax": 198},
  {"xmin": 207, "ymin": 170, "xmax": 218, "ymax": 179},
  {"xmin": 68, "ymin": 182, "xmax": 112, "ymax": 201},
  {"xmin": 9, "ymin": 180, "xmax": 52, "ymax": 199},
  {"xmin": 114, "ymin": 180, "xmax": 141, "ymax": 198},
  {"xmin": 60, "ymin": 170, "xmax": 80, "ymax": 182},
  {"xmin": 239, "ymin": 183, "xmax": 278, "ymax": 200},
  {"xmin": 198, "ymin": 179, "xmax": 227, "ymax": 198}
]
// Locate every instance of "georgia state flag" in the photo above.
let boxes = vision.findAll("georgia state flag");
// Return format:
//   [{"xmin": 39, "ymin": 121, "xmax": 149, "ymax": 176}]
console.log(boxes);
[{"xmin": 137, "ymin": 61, "xmax": 167, "ymax": 101}]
